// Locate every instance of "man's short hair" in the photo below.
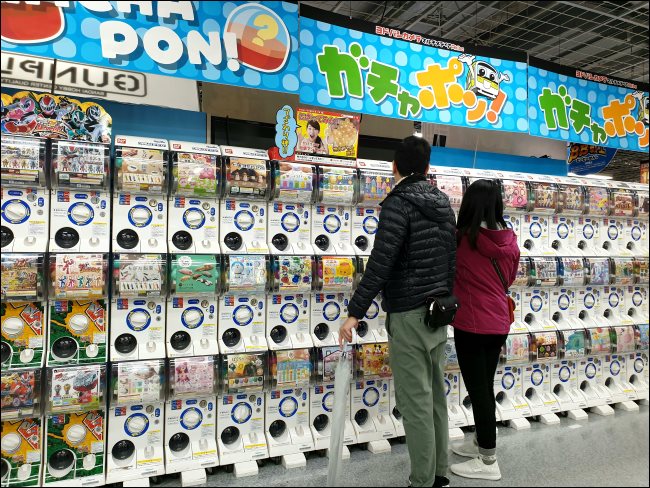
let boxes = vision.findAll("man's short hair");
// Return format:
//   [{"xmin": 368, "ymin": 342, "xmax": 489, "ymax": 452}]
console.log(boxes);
[{"xmin": 394, "ymin": 136, "xmax": 431, "ymax": 176}]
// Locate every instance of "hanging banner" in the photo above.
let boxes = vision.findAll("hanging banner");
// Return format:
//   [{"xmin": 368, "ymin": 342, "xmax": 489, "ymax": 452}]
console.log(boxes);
[
  {"xmin": 528, "ymin": 57, "xmax": 649, "ymax": 152},
  {"xmin": 298, "ymin": 6, "xmax": 528, "ymax": 133},
  {"xmin": 0, "ymin": 1, "xmax": 299, "ymax": 94},
  {"xmin": 567, "ymin": 143, "xmax": 617, "ymax": 175}
]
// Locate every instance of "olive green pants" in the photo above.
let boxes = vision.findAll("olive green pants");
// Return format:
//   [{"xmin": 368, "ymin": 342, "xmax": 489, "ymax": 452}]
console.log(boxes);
[{"xmin": 387, "ymin": 306, "xmax": 448, "ymax": 487}]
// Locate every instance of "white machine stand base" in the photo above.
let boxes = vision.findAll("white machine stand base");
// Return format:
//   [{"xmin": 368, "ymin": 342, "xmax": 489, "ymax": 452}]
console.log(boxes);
[
  {"xmin": 590, "ymin": 404, "xmax": 615, "ymax": 416},
  {"xmin": 367, "ymin": 439, "xmax": 391, "ymax": 454},
  {"xmin": 615, "ymin": 400, "xmax": 640, "ymax": 412},
  {"xmin": 234, "ymin": 460, "xmax": 259, "ymax": 478},
  {"xmin": 505, "ymin": 417, "xmax": 531, "ymax": 430},
  {"xmin": 538, "ymin": 413, "xmax": 561, "ymax": 425},
  {"xmin": 326, "ymin": 445, "xmax": 350, "ymax": 460},
  {"xmin": 281, "ymin": 453, "xmax": 307, "ymax": 469},
  {"xmin": 124, "ymin": 479, "xmax": 150, "ymax": 488},
  {"xmin": 181, "ymin": 469, "xmax": 207, "ymax": 487},
  {"xmin": 566, "ymin": 409, "xmax": 588, "ymax": 421},
  {"xmin": 449, "ymin": 427, "xmax": 465, "ymax": 440}
]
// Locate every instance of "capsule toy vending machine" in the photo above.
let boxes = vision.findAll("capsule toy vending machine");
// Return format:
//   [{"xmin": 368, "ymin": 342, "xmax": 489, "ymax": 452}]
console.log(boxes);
[
  {"xmin": 168, "ymin": 141, "xmax": 222, "ymax": 254},
  {"xmin": 353, "ymin": 160, "xmax": 395, "ymax": 255},
  {"xmin": 105, "ymin": 360, "xmax": 165, "ymax": 486},
  {"xmin": 110, "ymin": 254, "xmax": 167, "ymax": 361},
  {"xmin": 602, "ymin": 258, "xmax": 635, "ymax": 329},
  {"xmin": 500, "ymin": 175, "xmax": 531, "ymax": 256},
  {"xmin": 1, "ymin": 368, "xmax": 43, "ymax": 487},
  {"xmin": 112, "ymin": 136, "xmax": 169, "ymax": 253},
  {"xmin": 429, "ymin": 167, "xmax": 466, "ymax": 218},
  {"xmin": 522, "ymin": 330, "xmax": 561, "ymax": 422},
  {"xmin": 265, "ymin": 349, "xmax": 314, "ymax": 467},
  {"xmin": 576, "ymin": 182, "xmax": 609, "ymax": 257},
  {"xmin": 217, "ymin": 352, "xmax": 268, "ymax": 477},
  {"xmin": 311, "ymin": 256, "xmax": 356, "ymax": 347},
  {"xmin": 493, "ymin": 332, "xmax": 532, "ymax": 429},
  {"xmin": 353, "ymin": 256, "xmax": 388, "ymax": 344},
  {"xmin": 602, "ymin": 324, "xmax": 638, "ymax": 410},
  {"xmin": 509, "ymin": 257, "xmax": 532, "ymax": 334},
  {"xmin": 167, "ymin": 255, "xmax": 220, "ymax": 358},
  {"xmin": 310, "ymin": 346, "xmax": 356, "ymax": 456},
  {"xmin": 219, "ymin": 147, "xmax": 270, "ymax": 254},
  {"xmin": 627, "ymin": 324, "xmax": 649, "ymax": 403},
  {"xmin": 350, "ymin": 343, "xmax": 394, "ymax": 453},
  {"xmin": 219, "ymin": 255, "xmax": 269, "ymax": 354},
  {"xmin": 523, "ymin": 257, "xmax": 558, "ymax": 332},
  {"xmin": 626, "ymin": 258, "xmax": 649, "ymax": 326},
  {"xmin": 49, "ymin": 140, "xmax": 110, "ymax": 253},
  {"xmin": 444, "ymin": 338, "xmax": 467, "ymax": 439},
  {"xmin": 551, "ymin": 257, "xmax": 586, "ymax": 331},
  {"xmin": 599, "ymin": 182, "xmax": 632, "ymax": 257},
  {"xmin": 550, "ymin": 178, "xmax": 585, "ymax": 256},
  {"xmin": 267, "ymin": 256, "xmax": 314, "ymax": 350},
  {"xmin": 575, "ymin": 257, "xmax": 609, "ymax": 330},
  {"xmin": 525, "ymin": 176, "xmax": 559, "ymax": 256},
  {"xmin": 46, "ymin": 254, "xmax": 108, "ymax": 367},
  {"xmin": 268, "ymin": 161, "xmax": 316, "ymax": 254},
  {"xmin": 551, "ymin": 327, "xmax": 588, "ymax": 419},
  {"xmin": 1, "ymin": 254, "xmax": 46, "ymax": 371},
  {"xmin": 312, "ymin": 165, "xmax": 356, "ymax": 255},
  {"xmin": 165, "ymin": 356, "xmax": 219, "ymax": 485},
  {"xmin": 0, "ymin": 135, "xmax": 49, "ymax": 252},
  {"xmin": 43, "ymin": 364, "xmax": 106, "ymax": 487},
  {"xmin": 627, "ymin": 183, "xmax": 649, "ymax": 255}
]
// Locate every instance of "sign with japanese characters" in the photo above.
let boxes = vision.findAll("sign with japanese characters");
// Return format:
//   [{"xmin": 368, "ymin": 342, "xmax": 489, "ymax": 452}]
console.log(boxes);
[
  {"xmin": 0, "ymin": 1, "xmax": 299, "ymax": 94},
  {"xmin": 567, "ymin": 143, "xmax": 618, "ymax": 176},
  {"xmin": 529, "ymin": 57, "xmax": 649, "ymax": 152},
  {"xmin": 298, "ymin": 6, "xmax": 529, "ymax": 133},
  {"xmin": 296, "ymin": 107, "xmax": 361, "ymax": 160}
]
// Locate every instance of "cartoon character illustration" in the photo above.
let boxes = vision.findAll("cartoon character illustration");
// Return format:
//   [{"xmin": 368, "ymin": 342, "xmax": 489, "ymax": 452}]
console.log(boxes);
[
  {"xmin": 459, "ymin": 53, "xmax": 510, "ymax": 100},
  {"xmin": 3, "ymin": 96, "xmax": 38, "ymax": 133},
  {"xmin": 39, "ymin": 95, "xmax": 57, "ymax": 118},
  {"xmin": 632, "ymin": 91, "xmax": 649, "ymax": 126},
  {"xmin": 66, "ymin": 109, "xmax": 89, "ymax": 139},
  {"xmin": 84, "ymin": 104, "xmax": 110, "ymax": 143}
]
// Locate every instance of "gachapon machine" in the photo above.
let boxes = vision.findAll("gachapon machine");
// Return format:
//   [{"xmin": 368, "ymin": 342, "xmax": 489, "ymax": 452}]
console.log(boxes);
[
  {"xmin": 623, "ymin": 185, "xmax": 648, "ymax": 255},
  {"xmin": 312, "ymin": 165, "xmax": 356, "ymax": 255},
  {"xmin": 493, "ymin": 333, "xmax": 532, "ymax": 423},
  {"xmin": 526, "ymin": 180, "xmax": 558, "ymax": 255},
  {"xmin": 1, "ymin": 135, "xmax": 49, "ymax": 252},
  {"xmin": 444, "ymin": 339, "xmax": 469, "ymax": 434},
  {"xmin": 167, "ymin": 254, "xmax": 220, "ymax": 358},
  {"xmin": 105, "ymin": 360, "xmax": 165, "ymax": 485},
  {"xmin": 597, "ymin": 183, "xmax": 631, "ymax": 256},
  {"xmin": 551, "ymin": 257, "xmax": 586, "ymax": 331},
  {"xmin": 575, "ymin": 257, "xmax": 609, "ymax": 330},
  {"xmin": 311, "ymin": 256, "xmax": 356, "ymax": 347},
  {"xmin": 49, "ymin": 140, "xmax": 110, "ymax": 252},
  {"xmin": 523, "ymin": 257, "xmax": 558, "ymax": 332},
  {"xmin": 165, "ymin": 356, "xmax": 219, "ymax": 482},
  {"xmin": 109, "ymin": 254, "xmax": 167, "ymax": 361},
  {"xmin": 550, "ymin": 180, "xmax": 585, "ymax": 255},
  {"xmin": 551, "ymin": 329, "xmax": 588, "ymax": 415},
  {"xmin": 310, "ymin": 345, "xmax": 356, "ymax": 452},
  {"xmin": 219, "ymin": 255, "xmax": 269, "ymax": 354},
  {"xmin": 601, "ymin": 277, "xmax": 634, "ymax": 330},
  {"xmin": 1, "ymin": 368, "xmax": 43, "ymax": 487},
  {"xmin": 43, "ymin": 364, "xmax": 106, "ymax": 487},
  {"xmin": 625, "ymin": 257, "xmax": 649, "ymax": 326},
  {"xmin": 501, "ymin": 177, "xmax": 530, "ymax": 255},
  {"xmin": 1, "ymin": 254, "xmax": 46, "ymax": 370},
  {"xmin": 602, "ymin": 325, "xmax": 638, "ymax": 406},
  {"xmin": 577, "ymin": 327, "xmax": 614, "ymax": 410},
  {"xmin": 46, "ymin": 254, "xmax": 108, "ymax": 367},
  {"xmin": 353, "ymin": 256, "xmax": 388, "ymax": 344},
  {"xmin": 521, "ymin": 331, "xmax": 561, "ymax": 419},
  {"xmin": 509, "ymin": 257, "xmax": 532, "ymax": 334},
  {"xmin": 268, "ymin": 161, "xmax": 316, "ymax": 254},
  {"xmin": 350, "ymin": 343, "xmax": 395, "ymax": 448},
  {"xmin": 217, "ymin": 352, "xmax": 268, "ymax": 475},
  {"xmin": 219, "ymin": 146, "xmax": 271, "ymax": 254},
  {"xmin": 267, "ymin": 255, "xmax": 314, "ymax": 350},
  {"xmin": 112, "ymin": 136, "xmax": 169, "ymax": 253},
  {"xmin": 353, "ymin": 160, "xmax": 395, "ymax": 255},
  {"xmin": 429, "ymin": 168, "xmax": 466, "ymax": 215},
  {"xmin": 575, "ymin": 183, "xmax": 609, "ymax": 257},
  {"xmin": 627, "ymin": 324, "xmax": 649, "ymax": 401},
  {"xmin": 168, "ymin": 141, "xmax": 222, "ymax": 253},
  {"xmin": 265, "ymin": 349, "xmax": 314, "ymax": 464}
]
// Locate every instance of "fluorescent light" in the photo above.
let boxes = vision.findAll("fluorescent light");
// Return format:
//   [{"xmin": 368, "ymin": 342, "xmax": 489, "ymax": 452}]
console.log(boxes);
[
  {"xmin": 567, "ymin": 172, "xmax": 613, "ymax": 180},
  {"xmin": 413, "ymin": 131, "xmax": 423, "ymax": 138}
]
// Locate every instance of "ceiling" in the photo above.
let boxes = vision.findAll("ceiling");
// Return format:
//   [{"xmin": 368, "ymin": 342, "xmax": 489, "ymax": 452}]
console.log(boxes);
[{"xmin": 301, "ymin": 1, "xmax": 649, "ymax": 83}]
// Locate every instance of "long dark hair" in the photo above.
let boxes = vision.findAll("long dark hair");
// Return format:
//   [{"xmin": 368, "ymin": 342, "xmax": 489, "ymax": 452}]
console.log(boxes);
[{"xmin": 457, "ymin": 179, "xmax": 507, "ymax": 249}]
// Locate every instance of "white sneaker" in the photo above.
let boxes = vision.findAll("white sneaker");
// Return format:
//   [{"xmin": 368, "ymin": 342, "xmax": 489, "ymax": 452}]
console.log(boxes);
[
  {"xmin": 451, "ymin": 438, "xmax": 479, "ymax": 458},
  {"xmin": 450, "ymin": 457, "xmax": 501, "ymax": 481}
]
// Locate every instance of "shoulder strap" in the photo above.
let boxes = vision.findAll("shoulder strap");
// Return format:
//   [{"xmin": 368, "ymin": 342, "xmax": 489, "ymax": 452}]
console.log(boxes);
[{"xmin": 491, "ymin": 258, "xmax": 509, "ymax": 293}]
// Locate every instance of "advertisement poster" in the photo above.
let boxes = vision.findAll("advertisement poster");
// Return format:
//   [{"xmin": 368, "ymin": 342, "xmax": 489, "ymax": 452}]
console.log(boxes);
[
  {"xmin": 529, "ymin": 57, "xmax": 649, "ymax": 152},
  {"xmin": 567, "ymin": 143, "xmax": 618, "ymax": 176},
  {"xmin": 1, "ymin": 2, "xmax": 299, "ymax": 94},
  {"xmin": 296, "ymin": 108, "xmax": 360, "ymax": 160},
  {"xmin": 171, "ymin": 255, "xmax": 219, "ymax": 295},
  {"xmin": 299, "ymin": 6, "xmax": 528, "ymax": 133},
  {"xmin": 53, "ymin": 254, "xmax": 104, "ymax": 299}
]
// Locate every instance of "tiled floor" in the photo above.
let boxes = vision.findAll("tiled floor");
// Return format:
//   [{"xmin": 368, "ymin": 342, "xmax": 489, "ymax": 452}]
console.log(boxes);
[{"xmin": 158, "ymin": 405, "xmax": 649, "ymax": 487}]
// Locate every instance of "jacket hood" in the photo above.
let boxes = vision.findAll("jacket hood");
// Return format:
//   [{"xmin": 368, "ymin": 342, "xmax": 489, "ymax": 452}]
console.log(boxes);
[
  {"xmin": 385, "ymin": 174, "xmax": 452, "ymax": 223},
  {"xmin": 475, "ymin": 227, "xmax": 519, "ymax": 259}
]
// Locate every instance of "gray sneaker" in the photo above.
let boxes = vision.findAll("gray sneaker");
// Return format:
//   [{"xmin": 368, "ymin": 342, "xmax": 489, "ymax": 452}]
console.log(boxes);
[
  {"xmin": 450, "ymin": 457, "xmax": 501, "ymax": 481},
  {"xmin": 450, "ymin": 438, "xmax": 479, "ymax": 458}
]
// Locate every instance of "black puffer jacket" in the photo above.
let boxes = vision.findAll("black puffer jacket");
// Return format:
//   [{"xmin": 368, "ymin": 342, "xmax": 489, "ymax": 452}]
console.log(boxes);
[{"xmin": 348, "ymin": 174, "xmax": 456, "ymax": 318}]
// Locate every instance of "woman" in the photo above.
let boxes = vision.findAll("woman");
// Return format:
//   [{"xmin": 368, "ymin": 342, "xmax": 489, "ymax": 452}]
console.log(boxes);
[
  {"xmin": 449, "ymin": 179, "xmax": 520, "ymax": 481},
  {"xmin": 299, "ymin": 119, "xmax": 327, "ymax": 154}
]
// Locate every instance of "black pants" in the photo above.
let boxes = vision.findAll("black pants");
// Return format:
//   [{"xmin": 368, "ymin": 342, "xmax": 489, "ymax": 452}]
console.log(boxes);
[{"xmin": 454, "ymin": 328, "xmax": 508, "ymax": 450}]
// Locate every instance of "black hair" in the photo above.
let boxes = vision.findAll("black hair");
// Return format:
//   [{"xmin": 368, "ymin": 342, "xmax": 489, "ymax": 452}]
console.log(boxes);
[
  {"xmin": 307, "ymin": 119, "xmax": 324, "ymax": 148},
  {"xmin": 457, "ymin": 179, "xmax": 507, "ymax": 249},
  {"xmin": 394, "ymin": 136, "xmax": 430, "ymax": 176}
]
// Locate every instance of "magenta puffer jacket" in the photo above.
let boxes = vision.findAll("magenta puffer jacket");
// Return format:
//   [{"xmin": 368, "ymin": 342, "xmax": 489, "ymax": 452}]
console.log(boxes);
[{"xmin": 452, "ymin": 227, "xmax": 520, "ymax": 335}]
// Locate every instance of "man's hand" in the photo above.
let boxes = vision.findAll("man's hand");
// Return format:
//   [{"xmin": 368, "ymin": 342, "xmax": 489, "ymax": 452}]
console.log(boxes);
[{"xmin": 339, "ymin": 317, "xmax": 358, "ymax": 347}]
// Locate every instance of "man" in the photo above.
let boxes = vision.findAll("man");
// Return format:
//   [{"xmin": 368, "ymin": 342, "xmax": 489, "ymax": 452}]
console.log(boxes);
[{"xmin": 340, "ymin": 136, "xmax": 456, "ymax": 488}]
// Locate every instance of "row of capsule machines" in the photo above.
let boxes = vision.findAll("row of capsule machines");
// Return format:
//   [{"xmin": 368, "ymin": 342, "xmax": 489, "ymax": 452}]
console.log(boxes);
[{"xmin": 430, "ymin": 166, "xmax": 649, "ymax": 434}]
